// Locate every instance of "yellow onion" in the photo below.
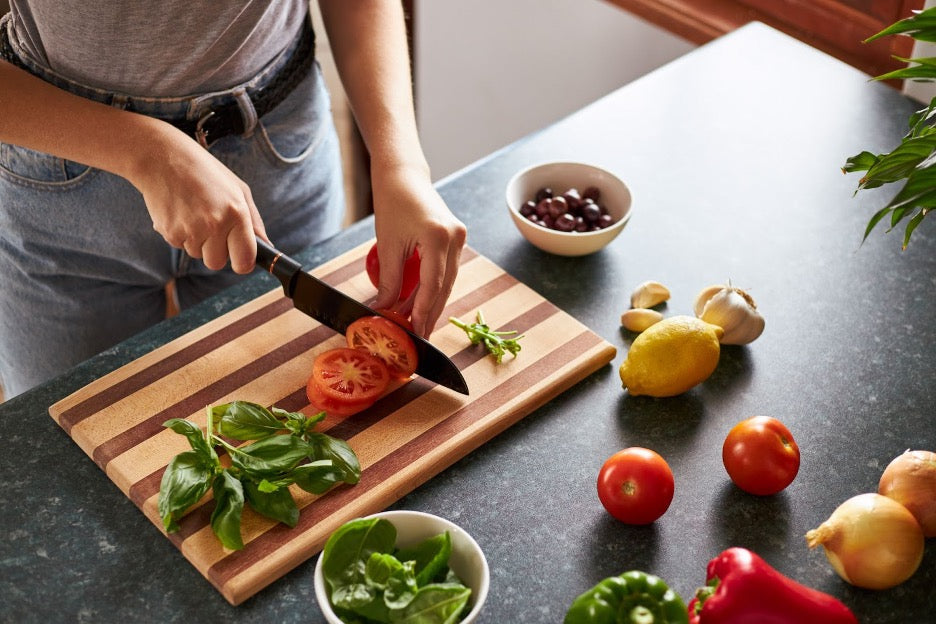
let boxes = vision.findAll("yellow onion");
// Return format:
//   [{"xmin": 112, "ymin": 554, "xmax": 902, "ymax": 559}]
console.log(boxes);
[
  {"xmin": 879, "ymin": 449, "xmax": 936, "ymax": 537},
  {"xmin": 805, "ymin": 493, "xmax": 924, "ymax": 590}
]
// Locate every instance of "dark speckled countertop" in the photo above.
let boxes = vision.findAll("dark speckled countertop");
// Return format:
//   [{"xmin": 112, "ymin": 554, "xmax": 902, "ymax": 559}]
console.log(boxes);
[{"xmin": 2, "ymin": 22, "xmax": 934, "ymax": 623}]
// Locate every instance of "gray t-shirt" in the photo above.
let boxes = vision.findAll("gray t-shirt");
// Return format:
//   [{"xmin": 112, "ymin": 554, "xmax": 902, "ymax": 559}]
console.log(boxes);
[{"xmin": 8, "ymin": 0, "xmax": 308, "ymax": 97}]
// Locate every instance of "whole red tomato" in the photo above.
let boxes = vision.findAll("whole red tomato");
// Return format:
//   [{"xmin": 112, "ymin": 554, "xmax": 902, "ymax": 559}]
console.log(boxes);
[
  {"xmin": 722, "ymin": 416, "xmax": 800, "ymax": 496},
  {"xmin": 365, "ymin": 243, "xmax": 421, "ymax": 301},
  {"xmin": 596, "ymin": 447, "xmax": 675, "ymax": 524}
]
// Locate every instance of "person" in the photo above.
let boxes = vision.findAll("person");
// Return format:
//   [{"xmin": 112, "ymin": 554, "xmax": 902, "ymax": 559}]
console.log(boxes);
[{"xmin": 0, "ymin": 1, "xmax": 467, "ymax": 399}]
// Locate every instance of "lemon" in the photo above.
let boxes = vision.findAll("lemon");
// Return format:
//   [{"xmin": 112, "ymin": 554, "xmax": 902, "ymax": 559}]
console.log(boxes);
[{"xmin": 619, "ymin": 315, "xmax": 723, "ymax": 397}]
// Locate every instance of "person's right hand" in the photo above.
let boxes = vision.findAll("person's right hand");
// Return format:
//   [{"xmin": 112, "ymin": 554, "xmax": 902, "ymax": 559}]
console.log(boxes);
[{"xmin": 128, "ymin": 123, "xmax": 267, "ymax": 274}]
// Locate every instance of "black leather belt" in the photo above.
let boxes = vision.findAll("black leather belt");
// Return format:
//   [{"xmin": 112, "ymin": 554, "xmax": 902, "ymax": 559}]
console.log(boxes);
[{"xmin": 1, "ymin": 19, "xmax": 316, "ymax": 147}]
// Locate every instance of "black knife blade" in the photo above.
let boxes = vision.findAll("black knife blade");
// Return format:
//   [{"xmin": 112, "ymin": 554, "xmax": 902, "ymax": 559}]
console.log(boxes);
[{"xmin": 256, "ymin": 238, "xmax": 469, "ymax": 395}]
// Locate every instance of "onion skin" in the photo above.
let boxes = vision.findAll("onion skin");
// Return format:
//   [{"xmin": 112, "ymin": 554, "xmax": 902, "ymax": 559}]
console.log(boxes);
[
  {"xmin": 879, "ymin": 450, "xmax": 936, "ymax": 537},
  {"xmin": 806, "ymin": 493, "xmax": 924, "ymax": 590}
]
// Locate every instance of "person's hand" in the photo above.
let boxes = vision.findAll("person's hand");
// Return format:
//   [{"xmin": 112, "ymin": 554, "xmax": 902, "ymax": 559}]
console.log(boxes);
[
  {"xmin": 128, "ymin": 123, "xmax": 266, "ymax": 274},
  {"xmin": 371, "ymin": 163, "xmax": 466, "ymax": 338}
]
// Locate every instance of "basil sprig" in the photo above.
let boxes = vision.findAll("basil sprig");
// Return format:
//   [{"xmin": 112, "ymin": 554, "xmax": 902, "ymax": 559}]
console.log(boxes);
[{"xmin": 158, "ymin": 400, "xmax": 361, "ymax": 550}]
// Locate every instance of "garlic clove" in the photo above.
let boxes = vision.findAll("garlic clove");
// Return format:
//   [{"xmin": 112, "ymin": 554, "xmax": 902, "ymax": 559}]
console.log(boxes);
[
  {"xmin": 620, "ymin": 308, "xmax": 663, "ymax": 332},
  {"xmin": 692, "ymin": 284, "xmax": 723, "ymax": 317},
  {"xmin": 694, "ymin": 283, "xmax": 765, "ymax": 345},
  {"xmin": 630, "ymin": 281, "xmax": 670, "ymax": 309}
]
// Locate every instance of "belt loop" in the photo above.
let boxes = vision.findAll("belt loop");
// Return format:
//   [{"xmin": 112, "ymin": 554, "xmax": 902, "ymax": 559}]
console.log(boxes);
[{"xmin": 233, "ymin": 87, "xmax": 258, "ymax": 138}]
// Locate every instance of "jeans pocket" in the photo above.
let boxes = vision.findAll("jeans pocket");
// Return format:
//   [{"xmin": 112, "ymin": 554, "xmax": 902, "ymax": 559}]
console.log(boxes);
[
  {"xmin": 0, "ymin": 142, "xmax": 94, "ymax": 188},
  {"xmin": 255, "ymin": 63, "xmax": 331, "ymax": 165}
]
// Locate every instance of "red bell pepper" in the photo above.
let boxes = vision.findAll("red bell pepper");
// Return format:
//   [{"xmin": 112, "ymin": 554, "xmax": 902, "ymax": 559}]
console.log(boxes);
[{"xmin": 688, "ymin": 547, "xmax": 858, "ymax": 624}]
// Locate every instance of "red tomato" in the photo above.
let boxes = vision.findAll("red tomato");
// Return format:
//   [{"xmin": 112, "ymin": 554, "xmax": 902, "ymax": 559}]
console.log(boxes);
[
  {"xmin": 306, "ymin": 374, "xmax": 375, "ymax": 416},
  {"xmin": 596, "ymin": 447, "xmax": 675, "ymax": 524},
  {"xmin": 722, "ymin": 416, "xmax": 800, "ymax": 496},
  {"xmin": 375, "ymin": 308, "xmax": 414, "ymax": 332},
  {"xmin": 346, "ymin": 316, "xmax": 418, "ymax": 379},
  {"xmin": 307, "ymin": 348, "xmax": 390, "ymax": 412},
  {"xmin": 365, "ymin": 243, "xmax": 421, "ymax": 301}
]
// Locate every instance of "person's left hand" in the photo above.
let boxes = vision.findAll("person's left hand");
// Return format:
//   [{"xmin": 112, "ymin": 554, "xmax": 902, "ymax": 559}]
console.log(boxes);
[{"xmin": 370, "ymin": 163, "xmax": 466, "ymax": 338}]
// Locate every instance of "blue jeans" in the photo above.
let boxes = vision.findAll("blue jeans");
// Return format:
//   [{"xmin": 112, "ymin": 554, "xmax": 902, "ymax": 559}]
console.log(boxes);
[{"xmin": 0, "ymin": 20, "xmax": 345, "ymax": 398}]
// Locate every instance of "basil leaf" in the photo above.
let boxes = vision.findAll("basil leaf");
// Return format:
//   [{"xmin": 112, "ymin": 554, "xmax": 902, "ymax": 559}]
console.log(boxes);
[
  {"xmin": 290, "ymin": 459, "xmax": 346, "ymax": 494},
  {"xmin": 388, "ymin": 584, "xmax": 471, "ymax": 624},
  {"xmin": 210, "ymin": 470, "xmax": 245, "ymax": 550},
  {"xmin": 395, "ymin": 532, "xmax": 452, "ymax": 586},
  {"xmin": 243, "ymin": 480, "xmax": 299, "ymax": 528},
  {"xmin": 307, "ymin": 432, "xmax": 362, "ymax": 484},
  {"xmin": 366, "ymin": 553, "xmax": 418, "ymax": 610},
  {"xmin": 163, "ymin": 418, "xmax": 217, "ymax": 462},
  {"xmin": 214, "ymin": 401, "xmax": 284, "ymax": 440},
  {"xmin": 230, "ymin": 435, "xmax": 314, "ymax": 476},
  {"xmin": 331, "ymin": 583, "xmax": 377, "ymax": 612},
  {"xmin": 157, "ymin": 450, "xmax": 216, "ymax": 533},
  {"xmin": 322, "ymin": 518, "xmax": 397, "ymax": 595}
]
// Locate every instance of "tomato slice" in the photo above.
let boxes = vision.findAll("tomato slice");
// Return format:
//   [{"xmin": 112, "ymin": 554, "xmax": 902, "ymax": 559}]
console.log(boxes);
[
  {"xmin": 308, "ymin": 348, "xmax": 390, "ymax": 409},
  {"xmin": 346, "ymin": 316, "xmax": 418, "ymax": 379},
  {"xmin": 306, "ymin": 373, "xmax": 375, "ymax": 416}
]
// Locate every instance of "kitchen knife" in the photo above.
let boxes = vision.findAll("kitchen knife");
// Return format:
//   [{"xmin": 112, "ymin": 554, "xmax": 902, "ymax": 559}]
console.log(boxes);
[{"xmin": 255, "ymin": 237, "xmax": 469, "ymax": 395}]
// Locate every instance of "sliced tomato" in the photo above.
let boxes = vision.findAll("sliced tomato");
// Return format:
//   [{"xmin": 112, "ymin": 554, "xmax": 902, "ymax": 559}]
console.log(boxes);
[
  {"xmin": 306, "ymin": 373, "xmax": 375, "ymax": 416},
  {"xmin": 307, "ymin": 348, "xmax": 390, "ymax": 412},
  {"xmin": 346, "ymin": 316, "xmax": 418, "ymax": 379}
]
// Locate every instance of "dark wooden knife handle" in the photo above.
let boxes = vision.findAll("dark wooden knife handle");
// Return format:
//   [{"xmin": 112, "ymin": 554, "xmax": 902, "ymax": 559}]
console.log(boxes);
[{"xmin": 255, "ymin": 237, "xmax": 302, "ymax": 295}]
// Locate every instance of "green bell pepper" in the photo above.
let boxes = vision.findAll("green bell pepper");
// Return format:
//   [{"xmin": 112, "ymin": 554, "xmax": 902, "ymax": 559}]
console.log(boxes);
[{"xmin": 564, "ymin": 570, "xmax": 688, "ymax": 624}]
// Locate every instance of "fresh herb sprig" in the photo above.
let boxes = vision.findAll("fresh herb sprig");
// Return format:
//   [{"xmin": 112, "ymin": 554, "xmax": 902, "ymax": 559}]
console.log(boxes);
[
  {"xmin": 449, "ymin": 310, "xmax": 523, "ymax": 363},
  {"xmin": 157, "ymin": 400, "xmax": 360, "ymax": 550},
  {"xmin": 843, "ymin": 7, "xmax": 936, "ymax": 248}
]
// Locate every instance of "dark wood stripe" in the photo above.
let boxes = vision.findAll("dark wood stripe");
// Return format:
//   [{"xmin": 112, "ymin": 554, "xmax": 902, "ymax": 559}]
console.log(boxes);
[{"xmin": 205, "ymin": 330, "xmax": 605, "ymax": 589}]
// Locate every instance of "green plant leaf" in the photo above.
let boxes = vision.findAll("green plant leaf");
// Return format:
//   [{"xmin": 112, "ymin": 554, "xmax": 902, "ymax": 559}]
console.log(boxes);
[
  {"xmin": 865, "ymin": 7, "xmax": 936, "ymax": 43},
  {"xmin": 322, "ymin": 517, "xmax": 397, "ymax": 595},
  {"xmin": 290, "ymin": 459, "xmax": 346, "ymax": 494},
  {"xmin": 842, "ymin": 151, "xmax": 879, "ymax": 174},
  {"xmin": 157, "ymin": 450, "xmax": 217, "ymax": 533},
  {"xmin": 306, "ymin": 432, "xmax": 362, "ymax": 485},
  {"xmin": 210, "ymin": 470, "xmax": 245, "ymax": 550},
  {"xmin": 903, "ymin": 208, "xmax": 928, "ymax": 249},
  {"xmin": 395, "ymin": 532, "xmax": 452, "ymax": 587},
  {"xmin": 229, "ymin": 434, "xmax": 314, "ymax": 476},
  {"xmin": 163, "ymin": 418, "xmax": 217, "ymax": 461},
  {"xmin": 243, "ymin": 479, "xmax": 300, "ymax": 527},
  {"xmin": 214, "ymin": 401, "xmax": 284, "ymax": 440},
  {"xmin": 387, "ymin": 584, "xmax": 471, "ymax": 624}
]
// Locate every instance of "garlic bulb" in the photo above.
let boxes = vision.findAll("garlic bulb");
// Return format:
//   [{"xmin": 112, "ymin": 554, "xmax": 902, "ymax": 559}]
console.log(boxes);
[
  {"xmin": 620, "ymin": 308, "xmax": 663, "ymax": 332},
  {"xmin": 693, "ymin": 283, "xmax": 765, "ymax": 345},
  {"xmin": 630, "ymin": 281, "xmax": 670, "ymax": 309}
]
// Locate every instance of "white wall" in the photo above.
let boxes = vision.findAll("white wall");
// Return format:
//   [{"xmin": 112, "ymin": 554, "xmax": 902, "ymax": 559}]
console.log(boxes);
[{"xmin": 414, "ymin": 0, "xmax": 696, "ymax": 179}]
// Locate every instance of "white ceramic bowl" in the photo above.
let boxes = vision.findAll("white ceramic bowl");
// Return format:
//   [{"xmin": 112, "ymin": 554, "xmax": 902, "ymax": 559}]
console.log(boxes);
[
  {"xmin": 314, "ymin": 510, "xmax": 490, "ymax": 624},
  {"xmin": 506, "ymin": 161, "xmax": 633, "ymax": 256}
]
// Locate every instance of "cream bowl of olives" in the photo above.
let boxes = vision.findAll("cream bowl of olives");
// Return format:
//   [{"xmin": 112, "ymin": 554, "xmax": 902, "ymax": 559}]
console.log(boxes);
[{"xmin": 506, "ymin": 161, "xmax": 632, "ymax": 256}]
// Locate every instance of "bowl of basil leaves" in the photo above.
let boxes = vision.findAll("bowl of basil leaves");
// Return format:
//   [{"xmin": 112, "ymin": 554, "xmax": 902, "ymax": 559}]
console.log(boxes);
[{"xmin": 314, "ymin": 510, "xmax": 490, "ymax": 624}]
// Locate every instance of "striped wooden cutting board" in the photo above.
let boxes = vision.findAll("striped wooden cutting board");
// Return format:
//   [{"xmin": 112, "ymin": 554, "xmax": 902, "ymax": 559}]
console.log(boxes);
[{"xmin": 48, "ymin": 241, "xmax": 617, "ymax": 605}]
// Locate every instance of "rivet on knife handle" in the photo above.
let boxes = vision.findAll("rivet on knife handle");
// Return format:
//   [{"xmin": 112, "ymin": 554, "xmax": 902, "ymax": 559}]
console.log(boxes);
[{"xmin": 256, "ymin": 237, "xmax": 301, "ymax": 297}]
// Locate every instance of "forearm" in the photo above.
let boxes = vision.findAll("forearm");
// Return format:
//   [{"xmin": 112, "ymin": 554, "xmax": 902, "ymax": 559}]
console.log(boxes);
[
  {"xmin": 0, "ymin": 59, "xmax": 181, "ymax": 187},
  {"xmin": 317, "ymin": 0, "xmax": 429, "ymax": 177}
]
